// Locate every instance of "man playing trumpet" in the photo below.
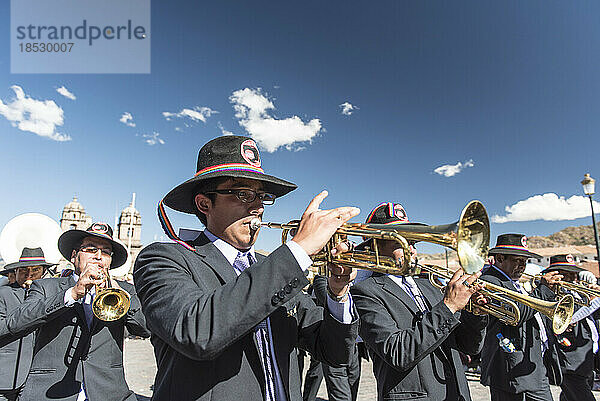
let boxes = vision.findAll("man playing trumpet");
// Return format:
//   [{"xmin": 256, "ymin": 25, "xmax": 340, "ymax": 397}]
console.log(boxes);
[
  {"xmin": 134, "ymin": 135, "xmax": 360, "ymax": 401},
  {"xmin": 1, "ymin": 223, "xmax": 149, "ymax": 401},
  {"xmin": 480, "ymin": 234, "xmax": 562, "ymax": 401},
  {"xmin": 350, "ymin": 202, "xmax": 489, "ymax": 401},
  {"xmin": 542, "ymin": 254, "xmax": 600, "ymax": 401}
]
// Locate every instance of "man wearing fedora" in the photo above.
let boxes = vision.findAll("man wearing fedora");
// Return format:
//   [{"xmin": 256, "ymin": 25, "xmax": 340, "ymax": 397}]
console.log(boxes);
[
  {"xmin": 480, "ymin": 234, "xmax": 562, "ymax": 401},
  {"xmin": 350, "ymin": 202, "xmax": 489, "ymax": 401},
  {"xmin": 134, "ymin": 135, "xmax": 360, "ymax": 401},
  {"xmin": 543, "ymin": 254, "xmax": 600, "ymax": 401},
  {"xmin": 2, "ymin": 223, "xmax": 150, "ymax": 401},
  {"xmin": 0, "ymin": 248, "xmax": 54, "ymax": 401}
]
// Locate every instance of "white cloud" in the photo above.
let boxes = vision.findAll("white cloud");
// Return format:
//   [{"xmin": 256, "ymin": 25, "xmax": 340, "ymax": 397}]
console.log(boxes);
[
  {"xmin": 217, "ymin": 122, "xmax": 233, "ymax": 136},
  {"xmin": 162, "ymin": 106, "xmax": 218, "ymax": 123},
  {"xmin": 433, "ymin": 159, "xmax": 474, "ymax": 177},
  {"xmin": 230, "ymin": 88, "xmax": 322, "ymax": 152},
  {"xmin": 142, "ymin": 132, "xmax": 165, "ymax": 146},
  {"xmin": 492, "ymin": 193, "xmax": 600, "ymax": 223},
  {"xmin": 0, "ymin": 85, "xmax": 70, "ymax": 141},
  {"xmin": 339, "ymin": 102, "xmax": 358, "ymax": 116},
  {"xmin": 119, "ymin": 112, "xmax": 136, "ymax": 127},
  {"xmin": 56, "ymin": 86, "xmax": 76, "ymax": 100}
]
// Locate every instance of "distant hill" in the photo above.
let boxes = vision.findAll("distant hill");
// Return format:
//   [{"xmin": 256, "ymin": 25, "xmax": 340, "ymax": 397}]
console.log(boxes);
[
  {"xmin": 420, "ymin": 223, "xmax": 600, "ymax": 259},
  {"xmin": 528, "ymin": 223, "xmax": 600, "ymax": 248}
]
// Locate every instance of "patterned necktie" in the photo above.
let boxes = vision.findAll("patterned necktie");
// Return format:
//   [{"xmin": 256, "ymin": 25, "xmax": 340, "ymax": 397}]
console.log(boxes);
[
  {"xmin": 233, "ymin": 252, "xmax": 278, "ymax": 401},
  {"xmin": 83, "ymin": 292, "xmax": 94, "ymax": 328},
  {"xmin": 401, "ymin": 276, "xmax": 428, "ymax": 312}
]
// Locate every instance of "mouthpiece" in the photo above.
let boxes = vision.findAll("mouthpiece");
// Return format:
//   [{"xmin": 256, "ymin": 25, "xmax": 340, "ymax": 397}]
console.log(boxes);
[{"xmin": 249, "ymin": 218, "xmax": 262, "ymax": 231}]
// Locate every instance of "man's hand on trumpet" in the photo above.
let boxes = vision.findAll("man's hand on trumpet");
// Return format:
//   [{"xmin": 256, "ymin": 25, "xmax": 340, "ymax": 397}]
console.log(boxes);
[
  {"xmin": 291, "ymin": 190, "xmax": 360, "ymax": 256},
  {"xmin": 443, "ymin": 269, "xmax": 487, "ymax": 314}
]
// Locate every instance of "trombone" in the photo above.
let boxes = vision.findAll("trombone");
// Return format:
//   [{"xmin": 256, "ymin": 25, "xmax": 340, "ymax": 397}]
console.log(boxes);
[
  {"xmin": 253, "ymin": 200, "xmax": 574, "ymax": 334},
  {"xmin": 522, "ymin": 273, "xmax": 600, "ymax": 307},
  {"xmin": 92, "ymin": 268, "xmax": 131, "ymax": 322}
]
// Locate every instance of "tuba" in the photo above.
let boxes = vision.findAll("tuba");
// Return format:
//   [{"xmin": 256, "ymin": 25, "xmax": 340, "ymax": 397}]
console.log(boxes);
[{"xmin": 253, "ymin": 200, "xmax": 574, "ymax": 334}]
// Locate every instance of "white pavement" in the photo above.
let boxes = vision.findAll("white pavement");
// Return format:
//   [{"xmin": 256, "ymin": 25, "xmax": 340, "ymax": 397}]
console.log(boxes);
[{"xmin": 124, "ymin": 338, "xmax": 600, "ymax": 400}]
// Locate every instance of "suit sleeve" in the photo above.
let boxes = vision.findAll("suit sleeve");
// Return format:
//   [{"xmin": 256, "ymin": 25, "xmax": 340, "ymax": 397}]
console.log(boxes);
[
  {"xmin": 134, "ymin": 242, "xmax": 332, "ymax": 361},
  {"xmin": 453, "ymin": 310, "xmax": 487, "ymax": 355},
  {"xmin": 295, "ymin": 275, "xmax": 358, "ymax": 367},
  {"xmin": 0, "ymin": 288, "xmax": 19, "ymax": 345},
  {"xmin": 5, "ymin": 280, "xmax": 69, "ymax": 338},
  {"xmin": 351, "ymin": 280, "xmax": 461, "ymax": 373},
  {"xmin": 118, "ymin": 281, "xmax": 151, "ymax": 338}
]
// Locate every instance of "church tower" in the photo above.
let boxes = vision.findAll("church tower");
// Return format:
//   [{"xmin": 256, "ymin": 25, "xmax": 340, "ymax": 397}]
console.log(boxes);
[
  {"xmin": 60, "ymin": 196, "xmax": 92, "ymax": 231},
  {"xmin": 117, "ymin": 193, "xmax": 142, "ymax": 273}
]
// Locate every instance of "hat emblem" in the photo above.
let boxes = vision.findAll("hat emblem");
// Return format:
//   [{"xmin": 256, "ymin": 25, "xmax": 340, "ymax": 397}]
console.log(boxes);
[
  {"xmin": 566, "ymin": 254, "xmax": 574, "ymax": 263},
  {"xmin": 91, "ymin": 223, "xmax": 108, "ymax": 234},
  {"xmin": 521, "ymin": 236, "xmax": 527, "ymax": 248},
  {"xmin": 241, "ymin": 139, "xmax": 261, "ymax": 168},
  {"xmin": 394, "ymin": 204, "xmax": 407, "ymax": 221}
]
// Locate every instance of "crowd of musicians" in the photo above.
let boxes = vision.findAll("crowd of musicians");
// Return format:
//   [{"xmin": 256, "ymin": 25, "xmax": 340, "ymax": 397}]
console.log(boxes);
[{"xmin": 0, "ymin": 135, "xmax": 599, "ymax": 401}]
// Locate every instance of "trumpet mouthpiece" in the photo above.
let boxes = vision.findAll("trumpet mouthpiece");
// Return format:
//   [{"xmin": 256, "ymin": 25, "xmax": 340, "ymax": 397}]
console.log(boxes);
[{"xmin": 249, "ymin": 218, "xmax": 262, "ymax": 231}]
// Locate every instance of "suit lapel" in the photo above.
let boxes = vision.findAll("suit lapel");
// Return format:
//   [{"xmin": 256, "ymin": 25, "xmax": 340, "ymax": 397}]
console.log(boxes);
[
  {"xmin": 192, "ymin": 233, "xmax": 237, "ymax": 284},
  {"xmin": 414, "ymin": 277, "xmax": 442, "ymax": 310},
  {"xmin": 377, "ymin": 275, "xmax": 420, "ymax": 315}
]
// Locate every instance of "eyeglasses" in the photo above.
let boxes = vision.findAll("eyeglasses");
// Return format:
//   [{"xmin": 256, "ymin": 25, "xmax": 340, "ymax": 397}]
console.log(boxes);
[
  {"xmin": 204, "ymin": 189, "xmax": 276, "ymax": 205},
  {"xmin": 79, "ymin": 246, "xmax": 113, "ymax": 257}
]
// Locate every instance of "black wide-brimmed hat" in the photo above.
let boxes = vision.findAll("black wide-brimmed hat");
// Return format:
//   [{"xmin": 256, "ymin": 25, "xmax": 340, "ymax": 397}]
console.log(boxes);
[
  {"xmin": 163, "ymin": 136, "xmax": 297, "ymax": 214},
  {"xmin": 488, "ymin": 233, "xmax": 541, "ymax": 259},
  {"xmin": 357, "ymin": 202, "xmax": 425, "ymax": 250},
  {"xmin": 1, "ymin": 247, "xmax": 56, "ymax": 275},
  {"xmin": 58, "ymin": 223, "xmax": 127, "ymax": 269},
  {"xmin": 542, "ymin": 254, "xmax": 584, "ymax": 274}
]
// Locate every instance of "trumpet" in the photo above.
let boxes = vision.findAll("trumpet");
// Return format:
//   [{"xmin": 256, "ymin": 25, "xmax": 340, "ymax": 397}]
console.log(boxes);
[
  {"xmin": 253, "ymin": 200, "xmax": 574, "ymax": 334},
  {"xmin": 522, "ymin": 273, "xmax": 600, "ymax": 307},
  {"xmin": 421, "ymin": 264, "xmax": 574, "ymax": 334},
  {"xmin": 252, "ymin": 200, "xmax": 490, "ymax": 275},
  {"xmin": 92, "ymin": 268, "xmax": 131, "ymax": 322}
]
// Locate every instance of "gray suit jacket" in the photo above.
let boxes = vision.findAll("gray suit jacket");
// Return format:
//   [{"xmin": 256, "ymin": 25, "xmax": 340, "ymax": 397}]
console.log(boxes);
[
  {"xmin": 556, "ymin": 303, "xmax": 600, "ymax": 377},
  {"xmin": 1, "ymin": 277, "xmax": 150, "ymax": 401},
  {"xmin": 133, "ymin": 234, "xmax": 358, "ymax": 401},
  {"xmin": 351, "ymin": 274, "xmax": 486, "ymax": 401},
  {"xmin": 0, "ymin": 283, "xmax": 34, "ymax": 391},
  {"xmin": 479, "ymin": 267, "xmax": 556, "ymax": 393}
]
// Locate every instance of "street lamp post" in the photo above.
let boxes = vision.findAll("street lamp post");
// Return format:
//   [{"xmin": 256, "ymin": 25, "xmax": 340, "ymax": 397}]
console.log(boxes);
[{"xmin": 581, "ymin": 173, "xmax": 600, "ymax": 268}]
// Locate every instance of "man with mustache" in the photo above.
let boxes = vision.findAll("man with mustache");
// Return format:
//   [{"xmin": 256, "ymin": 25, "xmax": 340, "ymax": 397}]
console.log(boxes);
[
  {"xmin": 0, "ymin": 248, "xmax": 54, "ymax": 401},
  {"xmin": 2, "ymin": 223, "xmax": 150, "ymax": 401},
  {"xmin": 479, "ymin": 234, "xmax": 562, "ymax": 401}
]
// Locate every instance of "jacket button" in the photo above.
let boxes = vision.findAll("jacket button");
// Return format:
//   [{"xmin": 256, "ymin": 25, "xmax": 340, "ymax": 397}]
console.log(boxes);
[
  {"xmin": 271, "ymin": 295, "xmax": 279, "ymax": 306},
  {"xmin": 277, "ymin": 290, "xmax": 286, "ymax": 300},
  {"xmin": 436, "ymin": 329, "xmax": 442, "ymax": 334},
  {"xmin": 291, "ymin": 278, "xmax": 299, "ymax": 287},
  {"xmin": 284, "ymin": 284, "xmax": 292, "ymax": 294}
]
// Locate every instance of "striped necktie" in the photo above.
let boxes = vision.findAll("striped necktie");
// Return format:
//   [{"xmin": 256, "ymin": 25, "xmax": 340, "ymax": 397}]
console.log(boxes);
[{"xmin": 233, "ymin": 252, "xmax": 279, "ymax": 401}]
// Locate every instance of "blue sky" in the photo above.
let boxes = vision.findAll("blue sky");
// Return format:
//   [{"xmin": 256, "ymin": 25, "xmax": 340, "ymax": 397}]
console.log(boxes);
[{"xmin": 0, "ymin": 1, "xmax": 599, "ymax": 254}]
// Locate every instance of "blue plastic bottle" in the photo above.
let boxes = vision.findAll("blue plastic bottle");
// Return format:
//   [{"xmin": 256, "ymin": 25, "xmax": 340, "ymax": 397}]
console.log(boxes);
[{"xmin": 497, "ymin": 333, "xmax": 516, "ymax": 353}]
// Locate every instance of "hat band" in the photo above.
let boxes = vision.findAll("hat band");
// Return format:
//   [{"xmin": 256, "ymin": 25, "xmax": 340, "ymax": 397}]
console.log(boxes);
[
  {"xmin": 195, "ymin": 163, "xmax": 265, "ymax": 177},
  {"xmin": 19, "ymin": 257, "xmax": 46, "ymax": 263},
  {"xmin": 158, "ymin": 200, "xmax": 196, "ymax": 252},
  {"xmin": 88, "ymin": 231, "xmax": 113, "ymax": 240},
  {"xmin": 493, "ymin": 245, "xmax": 531, "ymax": 252},
  {"xmin": 549, "ymin": 262, "xmax": 577, "ymax": 267}
]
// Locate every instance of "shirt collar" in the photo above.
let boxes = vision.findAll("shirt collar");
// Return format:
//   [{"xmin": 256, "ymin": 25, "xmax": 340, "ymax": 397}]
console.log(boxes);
[{"xmin": 203, "ymin": 229, "xmax": 255, "ymax": 266}]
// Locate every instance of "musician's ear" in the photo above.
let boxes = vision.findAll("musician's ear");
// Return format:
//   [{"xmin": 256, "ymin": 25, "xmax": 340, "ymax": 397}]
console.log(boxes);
[
  {"xmin": 70, "ymin": 249, "xmax": 77, "ymax": 264},
  {"xmin": 195, "ymin": 194, "xmax": 212, "ymax": 214}
]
